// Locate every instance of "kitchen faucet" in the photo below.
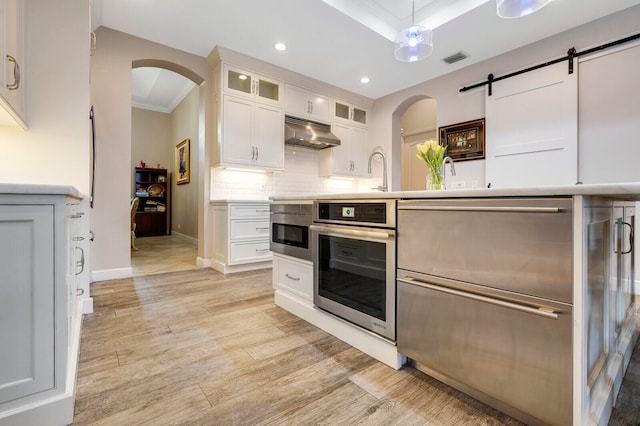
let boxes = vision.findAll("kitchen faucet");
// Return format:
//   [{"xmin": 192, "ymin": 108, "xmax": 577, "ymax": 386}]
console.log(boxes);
[
  {"xmin": 368, "ymin": 151, "xmax": 388, "ymax": 192},
  {"xmin": 442, "ymin": 156, "xmax": 456, "ymax": 189}
]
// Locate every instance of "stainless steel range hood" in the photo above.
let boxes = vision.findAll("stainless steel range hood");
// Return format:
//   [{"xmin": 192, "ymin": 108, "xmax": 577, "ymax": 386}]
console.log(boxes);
[{"xmin": 284, "ymin": 115, "xmax": 340, "ymax": 149}]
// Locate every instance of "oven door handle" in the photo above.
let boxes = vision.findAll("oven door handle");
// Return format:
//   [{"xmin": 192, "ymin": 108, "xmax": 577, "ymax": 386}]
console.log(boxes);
[{"xmin": 310, "ymin": 224, "xmax": 394, "ymax": 240}]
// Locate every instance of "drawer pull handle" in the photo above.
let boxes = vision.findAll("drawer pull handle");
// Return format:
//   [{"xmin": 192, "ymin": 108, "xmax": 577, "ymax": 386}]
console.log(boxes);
[
  {"xmin": 255, "ymin": 248, "xmax": 271, "ymax": 253},
  {"xmin": 398, "ymin": 206, "xmax": 562, "ymax": 213},
  {"xmin": 397, "ymin": 277, "xmax": 560, "ymax": 320},
  {"xmin": 285, "ymin": 273, "xmax": 300, "ymax": 281},
  {"xmin": 76, "ymin": 288, "xmax": 85, "ymax": 296},
  {"xmin": 256, "ymin": 227, "xmax": 270, "ymax": 231}
]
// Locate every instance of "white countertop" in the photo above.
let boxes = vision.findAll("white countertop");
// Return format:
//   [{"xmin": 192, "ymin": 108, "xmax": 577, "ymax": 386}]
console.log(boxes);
[
  {"xmin": 0, "ymin": 183, "xmax": 84, "ymax": 198},
  {"xmin": 271, "ymin": 182, "xmax": 640, "ymax": 201},
  {"xmin": 210, "ymin": 199, "xmax": 271, "ymax": 204}
]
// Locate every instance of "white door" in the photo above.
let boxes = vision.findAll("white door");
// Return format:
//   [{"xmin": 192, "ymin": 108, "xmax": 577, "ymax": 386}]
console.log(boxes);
[{"xmin": 485, "ymin": 62, "xmax": 577, "ymax": 187}]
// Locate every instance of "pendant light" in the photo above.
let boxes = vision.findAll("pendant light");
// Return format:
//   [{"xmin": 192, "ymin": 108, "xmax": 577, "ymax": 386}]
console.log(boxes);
[
  {"xmin": 497, "ymin": 0, "xmax": 551, "ymax": 18},
  {"xmin": 394, "ymin": 1, "xmax": 433, "ymax": 62}
]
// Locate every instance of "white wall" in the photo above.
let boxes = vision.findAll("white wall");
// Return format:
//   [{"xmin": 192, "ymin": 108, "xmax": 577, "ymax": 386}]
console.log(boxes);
[
  {"xmin": 0, "ymin": 0, "xmax": 90, "ymax": 193},
  {"xmin": 371, "ymin": 5, "xmax": 640, "ymax": 191}
]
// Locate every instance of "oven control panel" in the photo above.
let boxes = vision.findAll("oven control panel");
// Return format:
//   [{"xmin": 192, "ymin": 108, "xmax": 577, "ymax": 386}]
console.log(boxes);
[
  {"xmin": 342, "ymin": 207, "xmax": 355, "ymax": 218},
  {"xmin": 315, "ymin": 201, "xmax": 395, "ymax": 227}
]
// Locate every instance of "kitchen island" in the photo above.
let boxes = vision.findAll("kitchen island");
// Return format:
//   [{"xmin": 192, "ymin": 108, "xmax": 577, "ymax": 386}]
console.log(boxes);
[{"xmin": 271, "ymin": 182, "xmax": 640, "ymax": 426}]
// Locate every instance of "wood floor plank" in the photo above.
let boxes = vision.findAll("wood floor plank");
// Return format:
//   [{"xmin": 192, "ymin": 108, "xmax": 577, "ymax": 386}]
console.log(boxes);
[{"xmin": 74, "ymin": 265, "xmax": 640, "ymax": 425}]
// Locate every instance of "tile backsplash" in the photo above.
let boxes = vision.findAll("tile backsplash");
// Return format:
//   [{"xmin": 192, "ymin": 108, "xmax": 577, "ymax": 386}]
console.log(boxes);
[{"xmin": 211, "ymin": 146, "xmax": 377, "ymax": 200}]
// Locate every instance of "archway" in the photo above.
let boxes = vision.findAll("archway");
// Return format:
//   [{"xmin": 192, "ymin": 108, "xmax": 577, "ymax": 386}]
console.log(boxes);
[
  {"xmin": 130, "ymin": 59, "xmax": 206, "ymax": 271},
  {"xmin": 390, "ymin": 95, "xmax": 437, "ymax": 191}
]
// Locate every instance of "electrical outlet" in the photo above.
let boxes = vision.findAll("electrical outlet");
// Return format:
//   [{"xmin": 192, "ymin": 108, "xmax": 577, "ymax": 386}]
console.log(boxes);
[{"xmin": 451, "ymin": 181, "xmax": 466, "ymax": 189}]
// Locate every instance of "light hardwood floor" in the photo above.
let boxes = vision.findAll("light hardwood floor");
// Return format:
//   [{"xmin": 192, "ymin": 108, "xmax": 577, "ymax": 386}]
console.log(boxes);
[{"xmin": 74, "ymin": 237, "xmax": 639, "ymax": 425}]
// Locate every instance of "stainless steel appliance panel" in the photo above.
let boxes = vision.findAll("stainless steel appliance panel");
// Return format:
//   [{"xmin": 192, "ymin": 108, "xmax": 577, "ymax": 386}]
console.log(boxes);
[
  {"xmin": 397, "ymin": 271, "xmax": 572, "ymax": 426},
  {"xmin": 270, "ymin": 202, "xmax": 312, "ymax": 261},
  {"xmin": 311, "ymin": 223, "xmax": 396, "ymax": 341},
  {"xmin": 397, "ymin": 198, "xmax": 573, "ymax": 303}
]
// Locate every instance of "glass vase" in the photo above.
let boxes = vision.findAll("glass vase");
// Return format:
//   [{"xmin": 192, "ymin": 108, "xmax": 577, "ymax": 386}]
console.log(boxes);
[{"xmin": 427, "ymin": 167, "xmax": 444, "ymax": 190}]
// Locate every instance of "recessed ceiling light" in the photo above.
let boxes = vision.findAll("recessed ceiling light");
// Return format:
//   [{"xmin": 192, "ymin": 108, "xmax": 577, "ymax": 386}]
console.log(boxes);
[
  {"xmin": 360, "ymin": 77, "xmax": 370, "ymax": 84},
  {"xmin": 274, "ymin": 43, "xmax": 287, "ymax": 51}
]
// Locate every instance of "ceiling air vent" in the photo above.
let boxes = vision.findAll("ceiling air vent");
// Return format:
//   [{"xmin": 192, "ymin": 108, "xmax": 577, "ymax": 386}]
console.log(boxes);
[{"xmin": 443, "ymin": 51, "xmax": 469, "ymax": 65}]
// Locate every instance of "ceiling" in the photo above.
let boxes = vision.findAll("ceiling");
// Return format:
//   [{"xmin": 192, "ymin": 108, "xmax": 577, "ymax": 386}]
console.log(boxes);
[{"xmin": 91, "ymin": 0, "xmax": 640, "ymax": 111}]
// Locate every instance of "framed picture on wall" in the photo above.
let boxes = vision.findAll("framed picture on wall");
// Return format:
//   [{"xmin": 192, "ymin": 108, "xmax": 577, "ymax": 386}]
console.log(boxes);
[
  {"xmin": 439, "ymin": 118, "xmax": 485, "ymax": 161},
  {"xmin": 176, "ymin": 138, "xmax": 190, "ymax": 184}
]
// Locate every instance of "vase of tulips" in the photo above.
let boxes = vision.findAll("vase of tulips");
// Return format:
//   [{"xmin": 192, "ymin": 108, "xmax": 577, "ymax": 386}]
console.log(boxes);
[{"xmin": 416, "ymin": 140, "xmax": 447, "ymax": 190}]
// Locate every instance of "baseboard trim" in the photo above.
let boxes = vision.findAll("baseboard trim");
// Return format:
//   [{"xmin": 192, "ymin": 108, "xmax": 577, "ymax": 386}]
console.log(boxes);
[
  {"xmin": 170, "ymin": 231, "xmax": 198, "ymax": 245},
  {"xmin": 81, "ymin": 297, "xmax": 94, "ymax": 314},
  {"xmin": 197, "ymin": 257, "xmax": 211, "ymax": 268},
  {"xmin": 211, "ymin": 259, "xmax": 272, "ymax": 274},
  {"xmin": 91, "ymin": 267, "xmax": 133, "ymax": 282}
]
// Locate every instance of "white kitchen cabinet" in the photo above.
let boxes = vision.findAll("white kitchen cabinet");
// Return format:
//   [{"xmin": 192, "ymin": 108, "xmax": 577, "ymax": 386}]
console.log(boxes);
[
  {"xmin": 0, "ymin": 0, "xmax": 26, "ymax": 128},
  {"xmin": 223, "ymin": 64, "xmax": 281, "ymax": 105},
  {"xmin": 272, "ymin": 253, "xmax": 313, "ymax": 302},
  {"xmin": 221, "ymin": 94, "xmax": 284, "ymax": 170},
  {"xmin": 334, "ymin": 100, "xmax": 367, "ymax": 127},
  {"xmin": 319, "ymin": 123, "xmax": 369, "ymax": 177},
  {"xmin": 285, "ymin": 84, "xmax": 331, "ymax": 123},
  {"xmin": 0, "ymin": 189, "xmax": 87, "ymax": 426},
  {"xmin": 212, "ymin": 201, "xmax": 272, "ymax": 274}
]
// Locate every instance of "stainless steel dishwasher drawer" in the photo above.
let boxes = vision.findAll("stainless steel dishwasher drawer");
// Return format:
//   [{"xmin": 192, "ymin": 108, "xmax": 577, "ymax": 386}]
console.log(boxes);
[
  {"xmin": 397, "ymin": 273, "xmax": 572, "ymax": 426},
  {"xmin": 397, "ymin": 198, "xmax": 573, "ymax": 303}
]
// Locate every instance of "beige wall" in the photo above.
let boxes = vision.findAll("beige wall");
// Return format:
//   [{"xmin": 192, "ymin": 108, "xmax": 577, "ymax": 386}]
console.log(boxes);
[
  {"xmin": 0, "ymin": 0, "xmax": 90, "ymax": 193},
  {"xmin": 131, "ymin": 107, "xmax": 172, "ymax": 195},
  {"xmin": 170, "ymin": 87, "xmax": 199, "ymax": 240},
  {"xmin": 90, "ymin": 27, "xmax": 211, "ymax": 278},
  {"xmin": 371, "ymin": 4, "xmax": 640, "ymax": 191}
]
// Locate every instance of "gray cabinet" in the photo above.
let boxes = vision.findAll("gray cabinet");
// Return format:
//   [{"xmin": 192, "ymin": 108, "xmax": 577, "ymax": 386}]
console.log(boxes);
[
  {"xmin": 0, "ymin": 190, "xmax": 87, "ymax": 425},
  {"xmin": 0, "ymin": 205, "xmax": 55, "ymax": 403},
  {"xmin": 0, "ymin": 0, "xmax": 26, "ymax": 128}
]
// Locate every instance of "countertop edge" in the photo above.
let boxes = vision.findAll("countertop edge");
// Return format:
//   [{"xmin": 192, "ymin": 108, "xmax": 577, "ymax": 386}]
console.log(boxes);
[{"xmin": 0, "ymin": 183, "xmax": 84, "ymax": 199}]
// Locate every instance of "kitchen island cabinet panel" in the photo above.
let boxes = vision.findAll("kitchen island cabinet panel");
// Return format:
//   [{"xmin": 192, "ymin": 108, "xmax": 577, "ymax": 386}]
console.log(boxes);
[
  {"xmin": 0, "ymin": 187, "xmax": 88, "ymax": 426},
  {"xmin": 0, "ymin": 205, "xmax": 54, "ymax": 404}
]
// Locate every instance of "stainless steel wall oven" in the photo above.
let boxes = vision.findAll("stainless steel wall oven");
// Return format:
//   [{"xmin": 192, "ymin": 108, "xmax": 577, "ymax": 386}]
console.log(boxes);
[
  {"xmin": 270, "ymin": 201, "xmax": 312, "ymax": 261},
  {"xmin": 311, "ymin": 200, "xmax": 396, "ymax": 341}
]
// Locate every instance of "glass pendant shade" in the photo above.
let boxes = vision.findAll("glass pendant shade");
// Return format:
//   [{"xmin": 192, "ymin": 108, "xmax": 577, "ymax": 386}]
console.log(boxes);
[
  {"xmin": 394, "ymin": 25, "xmax": 433, "ymax": 62},
  {"xmin": 497, "ymin": 0, "xmax": 551, "ymax": 18}
]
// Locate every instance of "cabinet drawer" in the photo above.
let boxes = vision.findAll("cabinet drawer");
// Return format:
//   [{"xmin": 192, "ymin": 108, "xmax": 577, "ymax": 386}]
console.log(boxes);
[
  {"xmin": 274, "ymin": 255, "xmax": 313, "ymax": 301},
  {"xmin": 230, "ymin": 204, "xmax": 270, "ymax": 219},
  {"xmin": 230, "ymin": 219, "xmax": 270, "ymax": 240},
  {"xmin": 229, "ymin": 240, "xmax": 271, "ymax": 264}
]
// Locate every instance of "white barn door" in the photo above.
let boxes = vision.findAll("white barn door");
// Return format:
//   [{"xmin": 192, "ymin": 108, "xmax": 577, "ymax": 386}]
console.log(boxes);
[{"xmin": 485, "ymin": 62, "xmax": 578, "ymax": 188}]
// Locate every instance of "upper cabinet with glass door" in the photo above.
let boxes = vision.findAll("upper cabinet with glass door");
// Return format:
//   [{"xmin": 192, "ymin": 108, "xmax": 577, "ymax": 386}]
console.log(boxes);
[
  {"xmin": 333, "ymin": 100, "xmax": 367, "ymax": 128},
  {"xmin": 223, "ymin": 65, "xmax": 282, "ymax": 106}
]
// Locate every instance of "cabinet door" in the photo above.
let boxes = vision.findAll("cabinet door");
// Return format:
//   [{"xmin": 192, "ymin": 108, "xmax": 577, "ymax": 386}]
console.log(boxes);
[
  {"xmin": 285, "ymin": 85, "xmax": 330, "ymax": 122},
  {"xmin": 273, "ymin": 255, "xmax": 313, "ymax": 301},
  {"xmin": 0, "ymin": 0, "xmax": 25, "ymax": 124},
  {"xmin": 222, "ymin": 95, "xmax": 253, "ymax": 166},
  {"xmin": 0, "ymin": 204, "xmax": 55, "ymax": 403},
  {"xmin": 253, "ymin": 103, "xmax": 284, "ymax": 169},
  {"xmin": 349, "ymin": 126, "xmax": 369, "ymax": 177},
  {"xmin": 324, "ymin": 123, "xmax": 352, "ymax": 175},
  {"xmin": 334, "ymin": 100, "xmax": 367, "ymax": 127}
]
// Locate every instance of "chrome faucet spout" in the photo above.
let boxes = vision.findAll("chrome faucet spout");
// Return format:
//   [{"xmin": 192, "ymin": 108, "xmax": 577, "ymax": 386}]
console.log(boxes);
[
  {"xmin": 442, "ymin": 156, "xmax": 456, "ymax": 190},
  {"xmin": 368, "ymin": 151, "xmax": 388, "ymax": 192}
]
